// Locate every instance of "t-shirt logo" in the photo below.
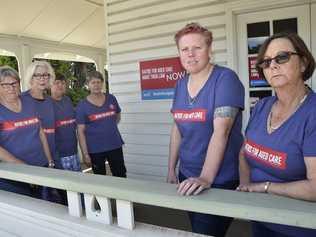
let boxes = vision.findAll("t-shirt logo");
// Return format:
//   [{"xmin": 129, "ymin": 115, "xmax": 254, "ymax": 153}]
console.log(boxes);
[
  {"xmin": 172, "ymin": 109, "xmax": 206, "ymax": 122},
  {"xmin": 56, "ymin": 119, "xmax": 76, "ymax": 127},
  {"xmin": 0, "ymin": 117, "xmax": 40, "ymax": 131},
  {"xmin": 88, "ymin": 111, "xmax": 116, "ymax": 121},
  {"xmin": 244, "ymin": 140, "xmax": 287, "ymax": 170}
]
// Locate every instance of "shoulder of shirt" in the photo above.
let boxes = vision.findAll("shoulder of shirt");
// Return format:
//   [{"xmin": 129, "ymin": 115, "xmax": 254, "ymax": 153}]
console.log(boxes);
[
  {"xmin": 176, "ymin": 73, "xmax": 189, "ymax": 86},
  {"xmin": 253, "ymin": 96, "xmax": 273, "ymax": 112},
  {"xmin": 215, "ymin": 65, "xmax": 239, "ymax": 79},
  {"xmin": 76, "ymin": 98, "xmax": 88, "ymax": 107},
  {"xmin": 21, "ymin": 90, "xmax": 30, "ymax": 97}
]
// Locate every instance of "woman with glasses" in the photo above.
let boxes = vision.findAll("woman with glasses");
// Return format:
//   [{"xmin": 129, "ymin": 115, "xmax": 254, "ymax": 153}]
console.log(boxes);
[
  {"xmin": 22, "ymin": 61, "xmax": 57, "ymax": 169},
  {"xmin": 0, "ymin": 66, "xmax": 53, "ymax": 196},
  {"xmin": 238, "ymin": 32, "xmax": 316, "ymax": 237},
  {"xmin": 167, "ymin": 22, "xmax": 244, "ymax": 237},
  {"xmin": 76, "ymin": 71, "xmax": 126, "ymax": 177}
]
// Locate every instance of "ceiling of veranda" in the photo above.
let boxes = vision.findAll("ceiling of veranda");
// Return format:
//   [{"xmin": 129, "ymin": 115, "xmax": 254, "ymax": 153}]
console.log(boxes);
[{"xmin": 0, "ymin": 0, "xmax": 106, "ymax": 49}]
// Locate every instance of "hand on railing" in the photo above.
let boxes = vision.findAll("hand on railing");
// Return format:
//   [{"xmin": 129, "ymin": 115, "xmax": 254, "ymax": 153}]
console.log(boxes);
[
  {"xmin": 237, "ymin": 182, "xmax": 268, "ymax": 193},
  {"xmin": 177, "ymin": 177, "xmax": 211, "ymax": 196}
]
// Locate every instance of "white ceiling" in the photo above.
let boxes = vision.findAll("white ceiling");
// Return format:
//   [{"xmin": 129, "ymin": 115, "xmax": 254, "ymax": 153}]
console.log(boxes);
[{"xmin": 0, "ymin": 0, "xmax": 106, "ymax": 49}]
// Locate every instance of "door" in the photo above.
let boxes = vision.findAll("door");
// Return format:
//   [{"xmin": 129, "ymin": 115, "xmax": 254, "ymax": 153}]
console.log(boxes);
[{"xmin": 236, "ymin": 4, "xmax": 311, "ymax": 130}]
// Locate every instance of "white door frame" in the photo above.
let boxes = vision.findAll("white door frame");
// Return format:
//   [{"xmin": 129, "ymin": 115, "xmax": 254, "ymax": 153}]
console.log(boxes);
[{"xmin": 311, "ymin": 3, "xmax": 316, "ymax": 91}]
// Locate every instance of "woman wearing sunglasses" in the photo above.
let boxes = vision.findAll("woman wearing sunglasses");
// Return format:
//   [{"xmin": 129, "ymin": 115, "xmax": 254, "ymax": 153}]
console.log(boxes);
[{"xmin": 238, "ymin": 32, "xmax": 316, "ymax": 237}]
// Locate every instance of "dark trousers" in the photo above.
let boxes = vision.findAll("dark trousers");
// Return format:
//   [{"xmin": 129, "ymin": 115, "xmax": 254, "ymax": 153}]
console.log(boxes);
[
  {"xmin": 252, "ymin": 222, "xmax": 292, "ymax": 237},
  {"xmin": 90, "ymin": 147, "xmax": 126, "ymax": 178},
  {"xmin": 179, "ymin": 172, "xmax": 238, "ymax": 237}
]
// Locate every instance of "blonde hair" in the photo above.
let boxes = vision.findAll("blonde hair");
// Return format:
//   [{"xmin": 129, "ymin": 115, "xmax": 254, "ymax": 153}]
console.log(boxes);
[{"xmin": 24, "ymin": 61, "xmax": 56, "ymax": 89}]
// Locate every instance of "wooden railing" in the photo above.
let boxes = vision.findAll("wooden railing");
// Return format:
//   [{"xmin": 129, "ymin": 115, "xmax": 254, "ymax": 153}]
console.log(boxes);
[{"xmin": 0, "ymin": 163, "xmax": 316, "ymax": 235}]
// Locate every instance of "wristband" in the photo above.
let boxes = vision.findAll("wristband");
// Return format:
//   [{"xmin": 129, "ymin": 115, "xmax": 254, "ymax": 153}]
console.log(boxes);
[
  {"xmin": 264, "ymin": 181, "xmax": 271, "ymax": 193},
  {"xmin": 48, "ymin": 161, "xmax": 55, "ymax": 168}
]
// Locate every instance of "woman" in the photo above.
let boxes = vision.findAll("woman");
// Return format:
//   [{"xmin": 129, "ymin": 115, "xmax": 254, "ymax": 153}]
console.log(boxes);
[
  {"xmin": 76, "ymin": 70, "xmax": 126, "ymax": 177},
  {"xmin": 0, "ymin": 66, "xmax": 53, "ymax": 196},
  {"xmin": 238, "ymin": 32, "xmax": 316, "ymax": 237},
  {"xmin": 22, "ymin": 61, "xmax": 57, "ymax": 168},
  {"xmin": 51, "ymin": 73, "xmax": 80, "ymax": 172},
  {"xmin": 167, "ymin": 23, "xmax": 245, "ymax": 237}
]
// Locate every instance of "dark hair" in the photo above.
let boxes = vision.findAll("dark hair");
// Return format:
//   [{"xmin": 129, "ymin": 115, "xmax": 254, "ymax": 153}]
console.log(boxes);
[
  {"xmin": 256, "ymin": 32, "xmax": 315, "ymax": 81},
  {"xmin": 55, "ymin": 73, "xmax": 66, "ymax": 81},
  {"xmin": 86, "ymin": 70, "xmax": 104, "ymax": 83},
  {"xmin": 174, "ymin": 22, "xmax": 213, "ymax": 48},
  {"xmin": 0, "ymin": 65, "xmax": 20, "ymax": 83}
]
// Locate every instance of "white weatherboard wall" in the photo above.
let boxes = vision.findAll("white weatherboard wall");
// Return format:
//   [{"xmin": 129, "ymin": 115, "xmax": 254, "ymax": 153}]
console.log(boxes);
[{"xmin": 105, "ymin": 0, "xmax": 229, "ymax": 181}]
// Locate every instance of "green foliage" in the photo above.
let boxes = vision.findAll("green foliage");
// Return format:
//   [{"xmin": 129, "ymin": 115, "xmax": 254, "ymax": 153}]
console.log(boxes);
[
  {"xmin": 0, "ymin": 56, "xmax": 18, "ymax": 71},
  {"xmin": 1, "ymin": 56, "xmax": 108, "ymax": 106},
  {"xmin": 34, "ymin": 58, "xmax": 99, "ymax": 106}
]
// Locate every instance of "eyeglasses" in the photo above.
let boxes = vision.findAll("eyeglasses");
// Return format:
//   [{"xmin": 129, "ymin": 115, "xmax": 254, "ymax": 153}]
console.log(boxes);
[
  {"xmin": 257, "ymin": 51, "xmax": 300, "ymax": 69},
  {"xmin": 33, "ymin": 73, "xmax": 50, "ymax": 79},
  {"xmin": 0, "ymin": 81, "xmax": 19, "ymax": 89}
]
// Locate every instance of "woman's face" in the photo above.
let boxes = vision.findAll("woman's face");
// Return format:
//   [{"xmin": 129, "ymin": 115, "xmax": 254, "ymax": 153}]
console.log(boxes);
[
  {"xmin": 30, "ymin": 66, "xmax": 51, "ymax": 91},
  {"xmin": 178, "ymin": 33, "xmax": 211, "ymax": 74},
  {"xmin": 262, "ymin": 38, "xmax": 305, "ymax": 89},
  {"xmin": 51, "ymin": 80, "xmax": 66, "ymax": 98},
  {"xmin": 88, "ymin": 78, "xmax": 103, "ymax": 94},
  {"xmin": 0, "ymin": 76, "xmax": 20, "ymax": 101}
]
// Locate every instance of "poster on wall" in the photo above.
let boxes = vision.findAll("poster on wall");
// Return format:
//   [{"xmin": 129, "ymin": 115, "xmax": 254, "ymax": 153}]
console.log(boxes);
[
  {"xmin": 247, "ymin": 36, "xmax": 269, "ymax": 87},
  {"xmin": 140, "ymin": 57, "xmax": 185, "ymax": 100}
]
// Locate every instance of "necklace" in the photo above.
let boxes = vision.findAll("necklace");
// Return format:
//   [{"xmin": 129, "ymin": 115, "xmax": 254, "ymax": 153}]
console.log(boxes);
[
  {"xmin": 268, "ymin": 92, "xmax": 308, "ymax": 132},
  {"xmin": 188, "ymin": 95, "xmax": 197, "ymax": 105}
]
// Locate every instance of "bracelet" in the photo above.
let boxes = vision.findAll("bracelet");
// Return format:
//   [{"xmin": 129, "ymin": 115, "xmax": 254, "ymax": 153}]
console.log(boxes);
[
  {"xmin": 48, "ymin": 161, "xmax": 55, "ymax": 168},
  {"xmin": 264, "ymin": 181, "xmax": 271, "ymax": 193}
]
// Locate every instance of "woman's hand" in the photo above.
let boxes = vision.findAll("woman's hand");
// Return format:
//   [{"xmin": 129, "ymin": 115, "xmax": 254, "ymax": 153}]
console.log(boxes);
[
  {"xmin": 177, "ymin": 177, "xmax": 211, "ymax": 196},
  {"xmin": 237, "ymin": 182, "xmax": 267, "ymax": 193},
  {"xmin": 83, "ymin": 154, "xmax": 91, "ymax": 167}
]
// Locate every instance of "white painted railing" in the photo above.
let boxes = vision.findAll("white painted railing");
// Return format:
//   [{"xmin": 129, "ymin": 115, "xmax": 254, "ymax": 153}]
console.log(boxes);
[{"xmin": 0, "ymin": 163, "xmax": 316, "ymax": 236}]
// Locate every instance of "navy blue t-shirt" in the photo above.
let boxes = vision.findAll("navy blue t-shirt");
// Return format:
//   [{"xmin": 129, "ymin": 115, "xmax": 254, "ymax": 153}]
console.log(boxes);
[
  {"xmin": 171, "ymin": 65, "xmax": 245, "ymax": 184},
  {"xmin": 53, "ymin": 96, "xmax": 77, "ymax": 157},
  {"xmin": 21, "ymin": 91, "xmax": 57, "ymax": 163},
  {"xmin": 0, "ymin": 96, "xmax": 47, "ymax": 166},
  {"xmin": 76, "ymin": 93, "xmax": 124, "ymax": 154},
  {"xmin": 244, "ymin": 92, "xmax": 316, "ymax": 236}
]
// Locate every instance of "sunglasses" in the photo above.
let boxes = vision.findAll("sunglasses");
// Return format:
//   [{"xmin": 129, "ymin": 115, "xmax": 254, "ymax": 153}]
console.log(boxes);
[{"xmin": 257, "ymin": 51, "xmax": 300, "ymax": 69}]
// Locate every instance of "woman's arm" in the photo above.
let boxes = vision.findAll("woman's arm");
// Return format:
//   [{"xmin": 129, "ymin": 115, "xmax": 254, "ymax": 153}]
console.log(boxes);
[
  {"xmin": 239, "ymin": 157, "xmax": 316, "ymax": 201},
  {"xmin": 77, "ymin": 124, "xmax": 91, "ymax": 167},
  {"xmin": 39, "ymin": 127, "xmax": 54, "ymax": 167},
  {"xmin": 239, "ymin": 145, "xmax": 251, "ymax": 185},
  {"xmin": 177, "ymin": 107, "xmax": 238, "ymax": 195},
  {"xmin": 167, "ymin": 123, "xmax": 181, "ymax": 184},
  {"xmin": 0, "ymin": 146, "xmax": 24, "ymax": 164},
  {"xmin": 116, "ymin": 113, "xmax": 121, "ymax": 124}
]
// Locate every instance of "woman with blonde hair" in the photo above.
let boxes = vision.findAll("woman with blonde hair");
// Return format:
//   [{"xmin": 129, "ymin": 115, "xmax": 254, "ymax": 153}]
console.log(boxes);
[{"xmin": 22, "ymin": 61, "xmax": 57, "ymax": 168}]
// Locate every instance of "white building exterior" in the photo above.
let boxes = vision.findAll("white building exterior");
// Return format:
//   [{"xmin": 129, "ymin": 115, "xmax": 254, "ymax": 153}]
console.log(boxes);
[{"xmin": 105, "ymin": 0, "xmax": 316, "ymax": 181}]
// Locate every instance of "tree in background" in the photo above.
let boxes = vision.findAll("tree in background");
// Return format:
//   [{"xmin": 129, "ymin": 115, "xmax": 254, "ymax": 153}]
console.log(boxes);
[
  {"xmin": 0, "ymin": 56, "xmax": 18, "ymax": 71},
  {"xmin": 0, "ymin": 55, "xmax": 108, "ymax": 105}
]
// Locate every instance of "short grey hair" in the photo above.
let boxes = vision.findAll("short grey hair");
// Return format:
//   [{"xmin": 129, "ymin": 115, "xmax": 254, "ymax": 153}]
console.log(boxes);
[{"xmin": 0, "ymin": 65, "xmax": 20, "ymax": 83}]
